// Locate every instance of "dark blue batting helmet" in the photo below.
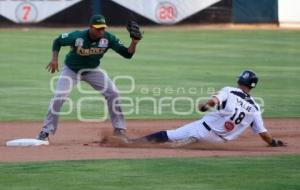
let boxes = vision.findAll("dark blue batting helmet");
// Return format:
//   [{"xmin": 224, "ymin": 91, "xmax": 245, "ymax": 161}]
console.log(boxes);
[{"xmin": 237, "ymin": 70, "xmax": 258, "ymax": 88}]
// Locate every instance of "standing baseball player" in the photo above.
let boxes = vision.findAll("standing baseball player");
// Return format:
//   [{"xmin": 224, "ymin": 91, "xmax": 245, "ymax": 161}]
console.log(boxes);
[
  {"xmin": 133, "ymin": 70, "xmax": 287, "ymax": 147},
  {"xmin": 36, "ymin": 14, "xmax": 142, "ymax": 141}
]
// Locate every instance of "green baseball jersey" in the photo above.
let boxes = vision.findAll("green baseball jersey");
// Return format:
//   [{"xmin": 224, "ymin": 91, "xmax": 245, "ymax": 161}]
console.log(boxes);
[{"xmin": 52, "ymin": 29, "xmax": 133, "ymax": 73}]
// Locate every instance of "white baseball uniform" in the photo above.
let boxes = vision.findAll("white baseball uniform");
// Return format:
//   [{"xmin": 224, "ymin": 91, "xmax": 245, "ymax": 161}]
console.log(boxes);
[{"xmin": 167, "ymin": 86, "xmax": 267, "ymax": 142}]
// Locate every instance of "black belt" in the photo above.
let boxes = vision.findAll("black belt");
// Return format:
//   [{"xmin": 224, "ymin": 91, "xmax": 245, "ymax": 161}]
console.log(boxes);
[
  {"xmin": 203, "ymin": 121, "xmax": 212, "ymax": 131},
  {"xmin": 203, "ymin": 122, "xmax": 228, "ymax": 142}
]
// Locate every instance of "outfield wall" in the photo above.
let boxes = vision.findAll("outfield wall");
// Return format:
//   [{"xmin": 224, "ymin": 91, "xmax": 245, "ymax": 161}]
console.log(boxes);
[
  {"xmin": 0, "ymin": 0, "xmax": 232, "ymax": 26},
  {"xmin": 0, "ymin": 0, "xmax": 299, "ymax": 27},
  {"xmin": 232, "ymin": 0, "xmax": 278, "ymax": 23}
]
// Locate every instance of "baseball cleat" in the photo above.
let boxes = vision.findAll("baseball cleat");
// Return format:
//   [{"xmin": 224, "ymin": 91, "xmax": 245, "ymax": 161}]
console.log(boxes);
[
  {"xmin": 36, "ymin": 131, "xmax": 49, "ymax": 141},
  {"xmin": 113, "ymin": 128, "xmax": 126, "ymax": 136},
  {"xmin": 113, "ymin": 128, "xmax": 130, "ymax": 144}
]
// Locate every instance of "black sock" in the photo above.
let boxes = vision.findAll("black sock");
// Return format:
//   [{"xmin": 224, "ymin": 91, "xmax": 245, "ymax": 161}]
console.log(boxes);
[{"xmin": 145, "ymin": 131, "xmax": 169, "ymax": 143}]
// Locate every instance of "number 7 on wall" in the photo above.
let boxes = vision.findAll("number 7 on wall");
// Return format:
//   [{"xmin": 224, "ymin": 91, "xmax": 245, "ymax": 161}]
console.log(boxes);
[{"xmin": 22, "ymin": 5, "xmax": 31, "ymax": 21}]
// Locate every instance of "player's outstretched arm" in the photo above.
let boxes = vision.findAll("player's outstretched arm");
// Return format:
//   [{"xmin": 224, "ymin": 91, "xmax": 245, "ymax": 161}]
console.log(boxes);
[
  {"xmin": 127, "ymin": 20, "xmax": 142, "ymax": 54},
  {"xmin": 259, "ymin": 131, "xmax": 287, "ymax": 147},
  {"xmin": 127, "ymin": 20, "xmax": 143, "ymax": 40},
  {"xmin": 198, "ymin": 97, "xmax": 219, "ymax": 112},
  {"xmin": 46, "ymin": 35, "xmax": 65, "ymax": 73},
  {"xmin": 127, "ymin": 39, "xmax": 139, "ymax": 54}
]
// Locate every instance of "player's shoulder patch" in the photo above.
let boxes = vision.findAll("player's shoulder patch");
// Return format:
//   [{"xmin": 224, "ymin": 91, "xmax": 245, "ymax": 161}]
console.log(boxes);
[
  {"xmin": 61, "ymin": 33, "xmax": 69, "ymax": 38},
  {"xmin": 75, "ymin": 38, "xmax": 84, "ymax": 47},
  {"xmin": 98, "ymin": 38, "xmax": 109, "ymax": 48}
]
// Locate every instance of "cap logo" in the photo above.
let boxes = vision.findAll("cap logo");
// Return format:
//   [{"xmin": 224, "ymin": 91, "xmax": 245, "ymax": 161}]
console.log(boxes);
[
  {"xmin": 243, "ymin": 72, "xmax": 249, "ymax": 78},
  {"xmin": 90, "ymin": 15, "xmax": 106, "ymax": 26}
]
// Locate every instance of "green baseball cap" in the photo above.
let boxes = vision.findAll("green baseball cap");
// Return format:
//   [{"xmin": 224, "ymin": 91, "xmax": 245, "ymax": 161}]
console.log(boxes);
[{"xmin": 89, "ymin": 14, "xmax": 107, "ymax": 29}]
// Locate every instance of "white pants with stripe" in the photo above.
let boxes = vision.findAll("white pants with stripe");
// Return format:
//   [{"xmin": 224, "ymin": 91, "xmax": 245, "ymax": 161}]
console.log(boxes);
[{"xmin": 166, "ymin": 119, "xmax": 224, "ymax": 142}]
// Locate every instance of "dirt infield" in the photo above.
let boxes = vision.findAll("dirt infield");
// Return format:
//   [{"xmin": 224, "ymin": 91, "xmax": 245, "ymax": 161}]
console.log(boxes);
[{"xmin": 0, "ymin": 119, "xmax": 299, "ymax": 162}]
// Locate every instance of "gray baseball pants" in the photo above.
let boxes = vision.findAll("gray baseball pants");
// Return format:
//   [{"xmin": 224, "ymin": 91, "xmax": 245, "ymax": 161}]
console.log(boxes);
[{"xmin": 42, "ymin": 65, "xmax": 125, "ymax": 134}]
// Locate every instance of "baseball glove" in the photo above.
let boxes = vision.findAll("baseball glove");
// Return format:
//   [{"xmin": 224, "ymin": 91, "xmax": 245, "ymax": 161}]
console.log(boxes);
[{"xmin": 127, "ymin": 20, "xmax": 142, "ymax": 40}]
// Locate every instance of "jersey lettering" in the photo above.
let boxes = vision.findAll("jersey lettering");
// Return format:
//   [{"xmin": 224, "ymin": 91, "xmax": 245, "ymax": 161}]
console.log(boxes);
[
  {"xmin": 236, "ymin": 98, "xmax": 252, "ymax": 112},
  {"xmin": 229, "ymin": 108, "xmax": 245, "ymax": 125},
  {"xmin": 234, "ymin": 112, "xmax": 245, "ymax": 124},
  {"xmin": 230, "ymin": 91, "xmax": 258, "ymax": 111},
  {"xmin": 76, "ymin": 47, "xmax": 106, "ymax": 56}
]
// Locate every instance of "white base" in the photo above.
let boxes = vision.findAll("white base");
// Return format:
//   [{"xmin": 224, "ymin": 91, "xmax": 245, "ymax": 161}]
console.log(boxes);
[{"xmin": 6, "ymin": 138, "xmax": 49, "ymax": 147}]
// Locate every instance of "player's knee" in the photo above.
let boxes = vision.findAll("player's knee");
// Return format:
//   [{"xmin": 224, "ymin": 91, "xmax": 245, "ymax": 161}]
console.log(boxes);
[
  {"xmin": 53, "ymin": 92, "xmax": 70, "ymax": 99},
  {"xmin": 145, "ymin": 131, "xmax": 169, "ymax": 143},
  {"xmin": 103, "ymin": 89, "xmax": 119, "ymax": 99}
]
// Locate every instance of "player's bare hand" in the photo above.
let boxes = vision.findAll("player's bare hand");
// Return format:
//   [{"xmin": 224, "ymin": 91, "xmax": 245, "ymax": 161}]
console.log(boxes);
[
  {"xmin": 46, "ymin": 60, "xmax": 59, "ymax": 73},
  {"xmin": 270, "ymin": 139, "xmax": 287, "ymax": 147},
  {"xmin": 198, "ymin": 103, "xmax": 209, "ymax": 112}
]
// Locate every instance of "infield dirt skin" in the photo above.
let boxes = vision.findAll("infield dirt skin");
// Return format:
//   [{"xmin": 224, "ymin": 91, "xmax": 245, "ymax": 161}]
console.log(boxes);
[{"xmin": 0, "ymin": 119, "xmax": 299, "ymax": 162}]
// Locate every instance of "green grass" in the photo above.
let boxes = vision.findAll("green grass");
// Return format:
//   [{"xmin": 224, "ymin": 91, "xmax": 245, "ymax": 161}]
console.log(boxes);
[
  {"xmin": 0, "ymin": 155, "xmax": 299, "ymax": 190},
  {"xmin": 0, "ymin": 28, "xmax": 300, "ymax": 121}
]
